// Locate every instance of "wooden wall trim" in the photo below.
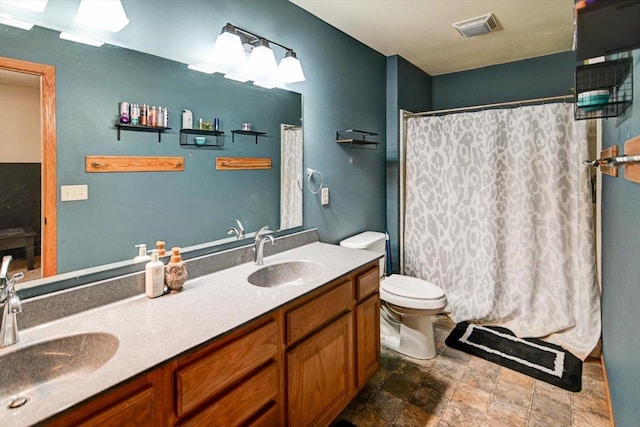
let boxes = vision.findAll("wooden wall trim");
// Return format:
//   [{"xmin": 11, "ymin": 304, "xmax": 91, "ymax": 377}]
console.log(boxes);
[
  {"xmin": 216, "ymin": 157, "xmax": 272, "ymax": 170},
  {"xmin": 601, "ymin": 354, "xmax": 616, "ymax": 426},
  {"xmin": 85, "ymin": 156, "xmax": 184, "ymax": 173},
  {"xmin": 0, "ymin": 56, "xmax": 57, "ymax": 276}
]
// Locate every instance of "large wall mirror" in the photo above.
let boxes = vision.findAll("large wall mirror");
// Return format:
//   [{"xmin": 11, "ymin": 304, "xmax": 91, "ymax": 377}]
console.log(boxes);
[{"xmin": 0, "ymin": 26, "xmax": 303, "ymax": 298}]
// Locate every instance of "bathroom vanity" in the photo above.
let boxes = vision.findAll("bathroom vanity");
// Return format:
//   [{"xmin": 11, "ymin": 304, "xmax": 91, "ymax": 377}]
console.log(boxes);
[{"xmin": 0, "ymin": 240, "xmax": 380, "ymax": 427}]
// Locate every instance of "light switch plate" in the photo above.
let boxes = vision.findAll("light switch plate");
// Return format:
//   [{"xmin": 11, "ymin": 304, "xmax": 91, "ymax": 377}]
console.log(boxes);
[
  {"xmin": 321, "ymin": 187, "xmax": 329, "ymax": 205},
  {"xmin": 61, "ymin": 184, "xmax": 88, "ymax": 201}
]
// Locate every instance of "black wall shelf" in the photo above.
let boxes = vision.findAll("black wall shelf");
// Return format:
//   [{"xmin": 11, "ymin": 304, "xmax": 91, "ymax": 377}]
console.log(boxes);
[
  {"xmin": 115, "ymin": 124, "xmax": 171, "ymax": 143},
  {"xmin": 180, "ymin": 129, "xmax": 225, "ymax": 148},
  {"xmin": 336, "ymin": 129, "xmax": 379, "ymax": 149},
  {"xmin": 575, "ymin": 57, "xmax": 633, "ymax": 120},
  {"xmin": 231, "ymin": 130, "xmax": 267, "ymax": 144},
  {"xmin": 576, "ymin": 0, "xmax": 640, "ymax": 61}
]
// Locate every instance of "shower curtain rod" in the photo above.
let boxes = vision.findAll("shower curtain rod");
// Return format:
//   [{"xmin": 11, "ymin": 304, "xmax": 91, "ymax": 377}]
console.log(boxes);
[{"xmin": 404, "ymin": 94, "xmax": 574, "ymax": 118}]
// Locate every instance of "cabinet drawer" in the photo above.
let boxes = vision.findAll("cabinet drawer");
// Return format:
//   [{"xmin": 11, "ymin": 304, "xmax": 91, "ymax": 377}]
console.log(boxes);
[
  {"xmin": 179, "ymin": 363, "xmax": 279, "ymax": 427},
  {"xmin": 356, "ymin": 265, "xmax": 379, "ymax": 301},
  {"xmin": 286, "ymin": 280, "xmax": 352, "ymax": 345},
  {"xmin": 78, "ymin": 386, "xmax": 154, "ymax": 427},
  {"xmin": 176, "ymin": 320, "xmax": 278, "ymax": 417}
]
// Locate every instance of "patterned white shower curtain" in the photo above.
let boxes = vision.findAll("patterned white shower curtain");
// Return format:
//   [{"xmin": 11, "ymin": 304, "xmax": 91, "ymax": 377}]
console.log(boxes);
[
  {"xmin": 280, "ymin": 126, "xmax": 303, "ymax": 229},
  {"xmin": 404, "ymin": 103, "xmax": 600, "ymax": 359}
]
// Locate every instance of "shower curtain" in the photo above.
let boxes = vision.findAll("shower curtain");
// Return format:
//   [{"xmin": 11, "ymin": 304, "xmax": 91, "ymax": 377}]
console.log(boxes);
[
  {"xmin": 403, "ymin": 103, "xmax": 600, "ymax": 359},
  {"xmin": 280, "ymin": 126, "xmax": 303, "ymax": 229}
]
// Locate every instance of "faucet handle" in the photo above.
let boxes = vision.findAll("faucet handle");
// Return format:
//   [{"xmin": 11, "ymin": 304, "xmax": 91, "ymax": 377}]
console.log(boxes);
[
  {"xmin": 256, "ymin": 225, "xmax": 270, "ymax": 239},
  {"xmin": 234, "ymin": 219, "xmax": 246, "ymax": 238},
  {"xmin": 8, "ymin": 294, "xmax": 21, "ymax": 314}
]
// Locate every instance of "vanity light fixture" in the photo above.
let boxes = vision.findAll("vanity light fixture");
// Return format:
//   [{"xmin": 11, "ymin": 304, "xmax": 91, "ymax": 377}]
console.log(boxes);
[
  {"xmin": 210, "ymin": 23, "xmax": 306, "ymax": 86},
  {"xmin": 211, "ymin": 23, "xmax": 247, "ymax": 73},
  {"xmin": 59, "ymin": 32, "xmax": 104, "ymax": 47},
  {"xmin": 74, "ymin": 0, "xmax": 129, "ymax": 33},
  {"xmin": 0, "ymin": 14, "xmax": 34, "ymax": 30},
  {"xmin": 1, "ymin": 0, "xmax": 48, "ymax": 13}
]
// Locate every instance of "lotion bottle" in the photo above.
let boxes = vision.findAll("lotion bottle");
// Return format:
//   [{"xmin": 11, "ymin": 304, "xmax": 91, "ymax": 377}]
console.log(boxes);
[{"xmin": 145, "ymin": 250, "xmax": 165, "ymax": 298}]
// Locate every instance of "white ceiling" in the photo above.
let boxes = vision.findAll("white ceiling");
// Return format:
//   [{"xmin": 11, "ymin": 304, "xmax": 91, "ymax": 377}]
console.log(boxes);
[{"xmin": 289, "ymin": 0, "xmax": 575, "ymax": 75}]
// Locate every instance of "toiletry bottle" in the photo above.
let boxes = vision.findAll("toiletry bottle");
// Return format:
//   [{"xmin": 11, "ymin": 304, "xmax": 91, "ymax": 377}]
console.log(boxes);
[
  {"xmin": 157, "ymin": 105, "xmax": 164, "ymax": 128},
  {"xmin": 145, "ymin": 250, "xmax": 165, "ymax": 298},
  {"xmin": 156, "ymin": 240, "xmax": 167, "ymax": 257},
  {"xmin": 131, "ymin": 103, "xmax": 140, "ymax": 125},
  {"xmin": 165, "ymin": 247, "xmax": 188, "ymax": 293},
  {"xmin": 140, "ymin": 104, "xmax": 148, "ymax": 126},
  {"xmin": 150, "ymin": 106, "xmax": 157, "ymax": 127},
  {"xmin": 163, "ymin": 107, "xmax": 168, "ymax": 128},
  {"xmin": 134, "ymin": 244, "xmax": 151, "ymax": 263}
]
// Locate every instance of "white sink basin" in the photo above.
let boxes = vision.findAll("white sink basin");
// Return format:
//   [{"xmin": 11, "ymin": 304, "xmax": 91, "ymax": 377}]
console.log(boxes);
[
  {"xmin": 0, "ymin": 332, "xmax": 119, "ymax": 409},
  {"xmin": 247, "ymin": 261, "xmax": 323, "ymax": 288}
]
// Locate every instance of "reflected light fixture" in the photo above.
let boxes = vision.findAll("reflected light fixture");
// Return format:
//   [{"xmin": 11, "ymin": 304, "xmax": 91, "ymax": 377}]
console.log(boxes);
[
  {"xmin": 75, "ymin": 0, "xmax": 129, "ymax": 32},
  {"xmin": 277, "ymin": 50, "xmax": 305, "ymax": 83},
  {"xmin": 0, "ymin": 14, "xmax": 34, "ymax": 30},
  {"xmin": 187, "ymin": 64, "xmax": 215, "ymax": 74},
  {"xmin": 247, "ymin": 39, "xmax": 278, "ymax": 80},
  {"xmin": 210, "ymin": 23, "xmax": 306, "ymax": 87},
  {"xmin": 1, "ymin": 0, "xmax": 48, "ymax": 13},
  {"xmin": 59, "ymin": 32, "xmax": 104, "ymax": 47}
]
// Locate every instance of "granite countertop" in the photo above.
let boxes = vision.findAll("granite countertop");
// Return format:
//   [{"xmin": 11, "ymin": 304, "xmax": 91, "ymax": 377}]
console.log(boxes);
[{"xmin": 0, "ymin": 242, "xmax": 380, "ymax": 426}]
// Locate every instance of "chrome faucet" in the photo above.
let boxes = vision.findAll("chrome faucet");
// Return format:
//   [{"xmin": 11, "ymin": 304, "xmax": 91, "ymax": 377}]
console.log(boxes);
[
  {"xmin": 1, "ymin": 256, "xmax": 24, "ymax": 348},
  {"xmin": 253, "ymin": 225, "xmax": 276, "ymax": 266},
  {"xmin": 226, "ymin": 218, "xmax": 246, "ymax": 240}
]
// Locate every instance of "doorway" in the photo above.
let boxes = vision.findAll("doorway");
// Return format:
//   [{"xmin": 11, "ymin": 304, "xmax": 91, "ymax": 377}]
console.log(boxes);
[{"xmin": 0, "ymin": 56, "xmax": 56, "ymax": 278}]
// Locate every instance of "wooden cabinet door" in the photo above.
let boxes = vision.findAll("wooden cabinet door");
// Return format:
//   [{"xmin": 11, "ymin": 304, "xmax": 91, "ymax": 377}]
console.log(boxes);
[
  {"xmin": 356, "ymin": 294, "xmax": 380, "ymax": 389},
  {"xmin": 286, "ymin": 313, "xmax": 354, "ymax": 427}
]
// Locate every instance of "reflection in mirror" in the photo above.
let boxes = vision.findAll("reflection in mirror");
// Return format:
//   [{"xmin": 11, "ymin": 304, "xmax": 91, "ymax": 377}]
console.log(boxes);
[
  {"xmin": 0, "ymin": 26, "xmax": 303, "ymax": 297},
  {"xmin": 280, "ymin": 125, "xmax": 303, "ymax": 230}
]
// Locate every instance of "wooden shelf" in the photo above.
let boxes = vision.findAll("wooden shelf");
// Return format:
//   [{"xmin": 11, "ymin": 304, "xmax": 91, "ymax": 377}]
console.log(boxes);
[
  {"xmin": 231, "ymin": 130, "xmax": 267, "ymax": 144},
  {"xmin": 115, "ymin": 124, "xmax": 171, "ymax": 143}
]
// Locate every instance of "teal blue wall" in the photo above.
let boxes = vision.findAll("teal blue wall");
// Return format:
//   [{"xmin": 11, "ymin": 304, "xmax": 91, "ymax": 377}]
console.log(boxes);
[
  {"xmin": 386, "ymin": 55, "xmax": 431, "ymax": 274},
  {"xmin": 432, "ymin": 51, "xmax": 577, "ymax": 109},
  {"xmin": 600, "ymin": 49, "xmax": 640, "ymax": 427},
  {"xmin": 0, "ymin": 0, "xmax": 387, "ymax": 272}
]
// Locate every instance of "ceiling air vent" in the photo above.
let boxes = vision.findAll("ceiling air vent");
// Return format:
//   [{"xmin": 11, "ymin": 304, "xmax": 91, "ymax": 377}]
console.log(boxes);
[{"xmin": 453, "ymin": 13, "xmax": 500, "ymax": 38}]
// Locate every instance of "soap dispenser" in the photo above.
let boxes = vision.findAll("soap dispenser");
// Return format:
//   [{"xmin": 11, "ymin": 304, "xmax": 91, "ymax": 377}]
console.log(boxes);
[
  {"xmin": 156, "ymin": 240, "xmax": 167, "ymax": 257},
  {"xmin": 165, "ymin": 247, "xmax": 188, "ymax": 293},
  {"xmin": 145, "ymin": 250, "xmax": 165, "ymax": 298},
  {"xmin": 134, "ymin": 244, "xmax": 151, "ymax": 263}
]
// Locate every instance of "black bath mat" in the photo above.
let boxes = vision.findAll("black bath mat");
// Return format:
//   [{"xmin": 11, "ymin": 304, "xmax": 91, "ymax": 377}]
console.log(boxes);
[{"xmin": 445, "ymin": 322, "xmax": 582, "ymax": 392}]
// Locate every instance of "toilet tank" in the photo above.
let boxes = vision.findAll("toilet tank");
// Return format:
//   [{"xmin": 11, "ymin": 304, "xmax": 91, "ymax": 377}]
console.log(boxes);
[{"xmin": 339, "ymin": 231, "xmax": 387, "ymax": 277}]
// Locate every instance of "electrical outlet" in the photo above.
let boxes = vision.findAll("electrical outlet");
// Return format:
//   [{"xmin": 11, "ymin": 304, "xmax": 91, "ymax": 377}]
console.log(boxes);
[
  {"xmin": 321, "ymin": 187, "xmax": 329, "ymax": 205},
  {"xmin": 348, "ymin": 157, "xmax": 354, "ymax": 165},
  {"xmin": 61, "ymin": 184, "xmax": 88, "ymax": 201}
]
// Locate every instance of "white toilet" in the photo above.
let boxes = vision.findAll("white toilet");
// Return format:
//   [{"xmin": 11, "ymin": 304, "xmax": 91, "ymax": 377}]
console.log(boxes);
[{"xmin": 340, "ymin": 231, "xmax": 447, "ymax": 359}]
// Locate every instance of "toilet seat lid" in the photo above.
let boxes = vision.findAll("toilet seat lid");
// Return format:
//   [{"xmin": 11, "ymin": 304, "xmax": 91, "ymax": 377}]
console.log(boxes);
[{"xmin": 382, "ymin": 275, "xmax": 445, "ymax": 300}]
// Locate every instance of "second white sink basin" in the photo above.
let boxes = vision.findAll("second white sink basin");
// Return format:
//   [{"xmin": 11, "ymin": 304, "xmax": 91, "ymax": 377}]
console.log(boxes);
[{"xmin": 248, "ymin": 261, "xmax": 323, "ymax": 288}]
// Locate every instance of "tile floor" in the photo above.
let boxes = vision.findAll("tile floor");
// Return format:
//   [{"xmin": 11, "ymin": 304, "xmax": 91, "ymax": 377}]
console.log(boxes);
[{"xmin": 335, "ymin": 315, "xmax": 611, "ymax": 427}]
